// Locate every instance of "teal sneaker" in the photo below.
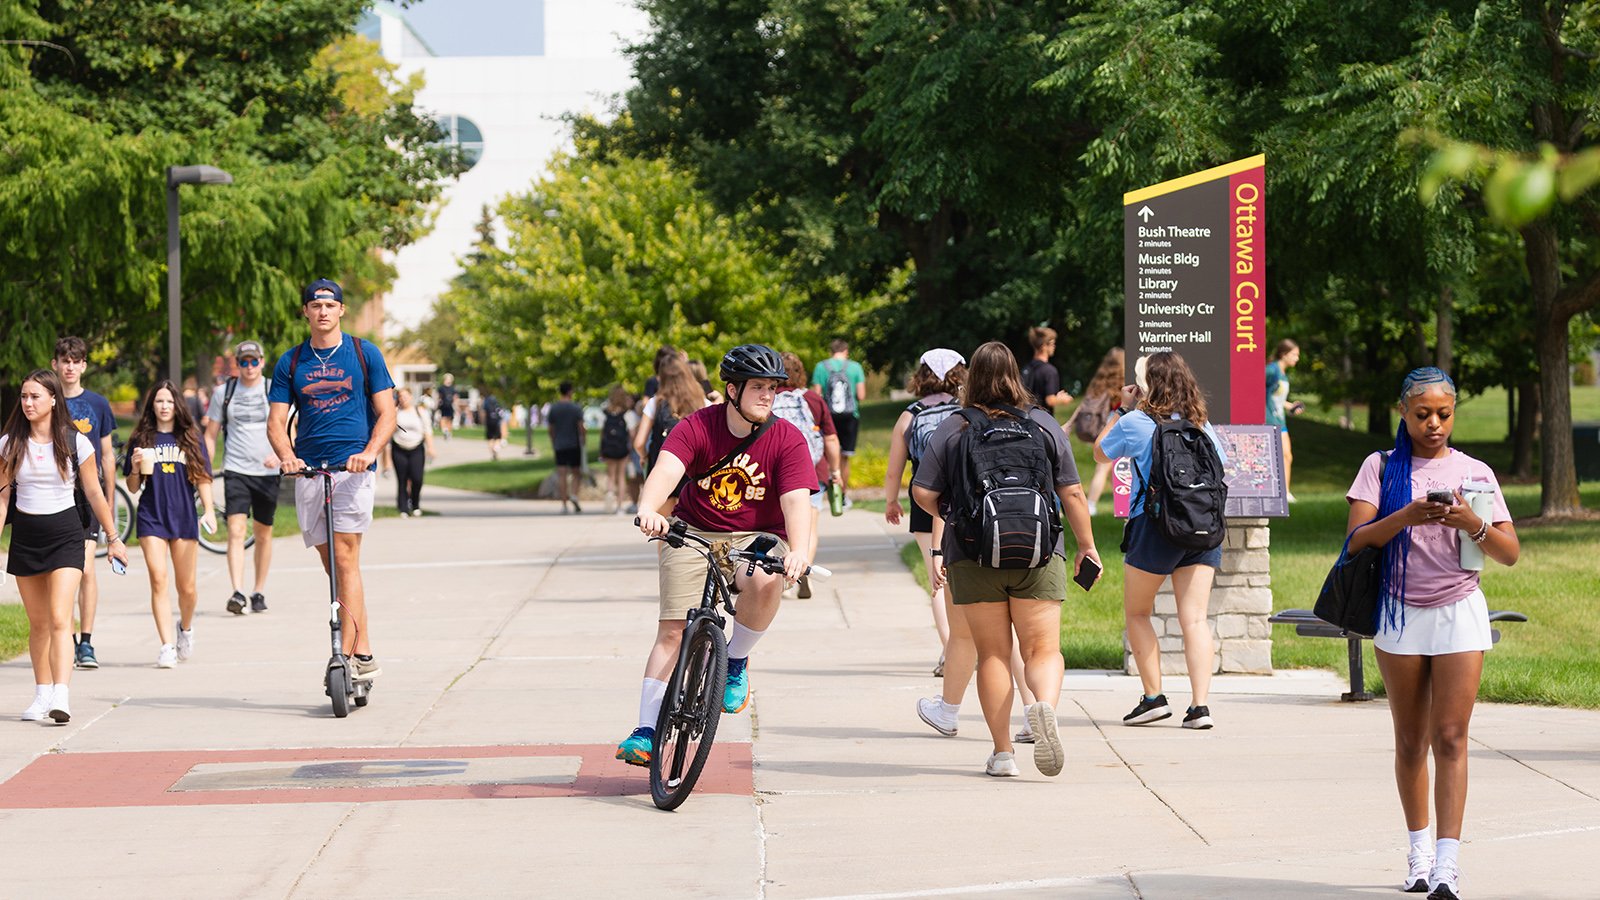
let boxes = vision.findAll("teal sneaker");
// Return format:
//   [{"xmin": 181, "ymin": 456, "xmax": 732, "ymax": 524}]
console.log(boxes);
[
  {"xmin": 724, "ymin": 657, "xmax": 750, "ymax": 714},
  {"xmin": 615, "ymin": 726, "xmax": 654, "ymax": 767}
]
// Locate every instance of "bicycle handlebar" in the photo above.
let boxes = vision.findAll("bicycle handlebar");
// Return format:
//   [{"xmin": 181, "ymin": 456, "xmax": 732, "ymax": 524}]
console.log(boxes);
[
  {"xmin": 284, "ymin": 467, "xmax": 340, "ymax": 479},
  {"xmin": 635, "ymin": 518, "xmax": 830, "ymax": 581}
]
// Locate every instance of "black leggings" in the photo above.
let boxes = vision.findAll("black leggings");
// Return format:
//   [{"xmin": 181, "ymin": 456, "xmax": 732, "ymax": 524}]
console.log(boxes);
[{"xmin": 392, "ymin": 442, "xmax": 426, "ymax": 513}]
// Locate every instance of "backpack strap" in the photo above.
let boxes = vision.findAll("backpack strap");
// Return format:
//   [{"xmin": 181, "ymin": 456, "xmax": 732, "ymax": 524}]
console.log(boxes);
[
  {"xmin": 673, "ymin": 422, "xmax": 767, "ymax": 497},
  {"xmin": 220, "ymin": 376, "xmax": 238, "ymax": 432}
]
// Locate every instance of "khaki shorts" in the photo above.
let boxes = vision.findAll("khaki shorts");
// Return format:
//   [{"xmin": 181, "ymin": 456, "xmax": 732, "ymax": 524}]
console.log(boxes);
[
  {"xmin": 295, "ymin": 470, "xmax": 375, "ymax": 548},
  {"xmin": 658, "ymin": 527, "xmax": 790, "ymax": 621},
  {"xmin": 946, "ymin": 558, "xmax": 1067, "ymax": 605}
]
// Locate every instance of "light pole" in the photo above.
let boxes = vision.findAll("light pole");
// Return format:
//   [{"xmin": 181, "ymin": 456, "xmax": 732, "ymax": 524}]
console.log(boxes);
[{"xmin": 166, "ymin": 164, "xmax": 233, "ymax": 385}]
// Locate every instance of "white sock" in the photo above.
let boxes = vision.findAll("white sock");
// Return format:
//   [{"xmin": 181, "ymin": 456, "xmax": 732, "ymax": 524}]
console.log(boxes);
[
  {"xmin": 1408, "ymin": 828, "xmax": 1431, "ymax": 856},
  {"xmin": 34, "ymin": 684, "xmax": 51, "ymax": 700},
  {"xmin": 1435, "ymin": 838, "xmax": 1460, "ymax": 869},
  {"xmin": 939, "ymin": 700, "xmax": 960, "ymax": 715},
  {"xmin": 51, "ymin": 684, "xmax": 68, "ymax": 705},
  {"xmin": 638, "ymin": 678, "xmax": 667, "ymax": 730},
  {"xmin": 726, "ymin": 622, "xmax": 765, "ymax": 660}
]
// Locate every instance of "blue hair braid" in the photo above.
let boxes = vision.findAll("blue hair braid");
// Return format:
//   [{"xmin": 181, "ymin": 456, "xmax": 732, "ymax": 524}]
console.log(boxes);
[{"xmin": 1374, "ymin": 422, "xmax": 1414, "ymax": 632}]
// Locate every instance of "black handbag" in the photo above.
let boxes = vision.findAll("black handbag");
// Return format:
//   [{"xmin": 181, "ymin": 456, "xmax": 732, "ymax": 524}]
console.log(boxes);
[{"xmin": 1313, "ymin": 452, "xmax": 1389, "ymax": 638}]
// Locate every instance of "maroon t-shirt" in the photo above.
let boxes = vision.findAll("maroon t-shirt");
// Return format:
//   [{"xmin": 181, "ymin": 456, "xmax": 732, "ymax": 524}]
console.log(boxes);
[{"xmin": 662, "ymin": 404, "xmax": 818, "ymax": 539}]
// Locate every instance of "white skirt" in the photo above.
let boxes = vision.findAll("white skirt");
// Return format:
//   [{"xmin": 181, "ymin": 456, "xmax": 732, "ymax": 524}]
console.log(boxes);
[{"xmin": 1374, "ymin": 587, "xmax": 1493, "ymax": 656}]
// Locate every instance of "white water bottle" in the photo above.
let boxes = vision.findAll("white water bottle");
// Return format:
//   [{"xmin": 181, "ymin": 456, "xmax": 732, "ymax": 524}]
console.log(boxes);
[{"xmin": 1458, "ymin": 481, "xmax": 1495, "ymax": 571}]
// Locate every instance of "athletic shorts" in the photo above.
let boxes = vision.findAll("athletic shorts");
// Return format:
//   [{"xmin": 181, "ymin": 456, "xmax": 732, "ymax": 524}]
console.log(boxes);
[
  {"xmin": 1374, "ymin": 588, "xmax": 1493, "ymax": 656},
  {"xmin": 1120, "ymin": 512, "xmax": 1222, "ymax": 575},
  {"xmin": 833, "ymin": 413, "xmax": 860, "ymax": 455},
  {"xmin": 224, "ymin": 472, "xmax": 281, "ymax": 526},
  {"xmin": 294, "ymin": 470, "xmax": 374, "ymax": 548},
  {"xmin": 439, "ymin": 407, "xmax": 455, "ymax": 422},
  {"xmin": 554, "ymin": 447, "xmax": 582, "ymax": 468},
  {"xmin": 657, "ymin": 527, "xmax": 790, "ymax": 621},
  {"xmin": 946, "ymin": 558, "xmax": 1066, "ymax": 604}
]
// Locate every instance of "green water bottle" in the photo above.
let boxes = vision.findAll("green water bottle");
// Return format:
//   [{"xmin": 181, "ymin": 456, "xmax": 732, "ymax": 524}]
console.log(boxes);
[{"xmin": 828, "ymin": 481, "xmax": 844, "ymax": 517}]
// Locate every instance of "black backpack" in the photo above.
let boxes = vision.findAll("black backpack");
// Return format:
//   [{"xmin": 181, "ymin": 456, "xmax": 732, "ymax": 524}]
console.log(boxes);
[
  {"xmin": 945, "ymin": 405, "xmax": 1063, "ymax": 569},
  {"xmin": 599, "ymin": 410, "xmax": 631, "ymax": 460},
  {"xmin": 1137, "ymin": 417, "xmax": 1228, "ymax": 551},
  {"xmin": 647, "ymin": 404, "xmax": 680, "ymax": 470}
]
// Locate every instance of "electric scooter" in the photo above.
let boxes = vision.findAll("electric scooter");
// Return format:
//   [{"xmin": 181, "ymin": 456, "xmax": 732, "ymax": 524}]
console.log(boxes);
[{"xmin": 290, "ymin": 467, "xmax": 373, "ymax": 717}]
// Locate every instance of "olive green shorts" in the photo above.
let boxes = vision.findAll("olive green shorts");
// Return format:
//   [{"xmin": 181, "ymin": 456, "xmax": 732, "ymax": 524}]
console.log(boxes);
[
  {"xmin": 946, "ymin": 558, "xmax": 1067, "ymax": 605},
  {"xmin": 658, "ymin": 527, "xmax": 790, "ymax": 620}
]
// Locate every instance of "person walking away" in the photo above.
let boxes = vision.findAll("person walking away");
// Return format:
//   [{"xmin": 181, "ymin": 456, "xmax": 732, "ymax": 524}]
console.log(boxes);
[
  {"xmin": 1019, "ymin": 326, "xmax": 1074, "ymax": 413},
  {"xmin": 124, "ymin": 381, "xmax": 217, "ymax": 667},
  {"xmin": 634, "ymin": 355, "xmax": 712, "ymax": 477},
  {"xmin": 642, "ymin": 345, "xmax": 680, "ymax": 398},
  {"xmin": 883, "ymin": 349, "xmax": 965, "ymax": 674},
  {"xmin": 810, "ymin": 339, "xmax": 866, "ymax": 506},
  {"xmin": 1265, "ymin": 339, "xmax": 1306, "ymax": 502},
  {"xmin": 390, "ymin": 387, "xmax": 435, "ymax": 517},
  {"xmin": 204, "ymin": 340, "xmax": 282, "ymax": 615},
  {"xmin": 436, "ymin": 374, "xmax": 457, "ymax": 441},
  {"xmin": 599, "ymin": 386, "xmax": 638, "ymax": 514},
  {"xmin": 1065, "ymin": 348, "xmax": 1124, "ymax": 515},
  {"xmin": 1, "ymin": 369, "xmax": 129, "ymax": 723},
  {"xmin": 481, "ymin": 391, "xmax": 505, "ymax": 461},
  {"xmin": 775, "ymin": 352, "xmax": 841, "ymax": 599},
  {"xmin": 1094, "ymin": 350, "xmax": 1228, "ymax": 730},
  {"xmin": 911, "ymin": 341, "xmax": 1099, "ymax": 778},
  {"xmin": 1344, "ymin": 367, "xmax": 1518, "ymax": 900},
  {"xmin": 546, "ymin": 382, "xmax": 586, "ymax": 514},
  {"xmin": 267, "ymin": 278, "xmax": 398, "ymax": 680},
  {"xmin": 50, "ymin": 337, "xmax": 117, "ymax": 670},
  {"xmin": 616, "ymin": 344, "xmax": 816, "ymax": 766}
]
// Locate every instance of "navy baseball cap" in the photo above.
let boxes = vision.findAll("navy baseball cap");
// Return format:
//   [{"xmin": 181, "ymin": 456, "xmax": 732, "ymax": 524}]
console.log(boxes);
[{"xmin": 302, "ymin": 278, "xmax": 344, "ymax": 304}]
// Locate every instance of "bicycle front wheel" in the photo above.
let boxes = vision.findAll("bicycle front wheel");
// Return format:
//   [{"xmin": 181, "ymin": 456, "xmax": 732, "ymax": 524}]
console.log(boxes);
[{"xmin": 650, "ymin": 618, "xmax": 727, "ymax": 811}]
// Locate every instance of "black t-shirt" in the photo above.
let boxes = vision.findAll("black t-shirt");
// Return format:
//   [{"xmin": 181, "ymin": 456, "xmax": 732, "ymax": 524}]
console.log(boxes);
[
  {"xmin": 1020, "ymin": 360, "xmax": 1060, "ymax": 407},
  {"xmin": 438, "ymin": 384, "xmax": 457, "ymax": 406}
]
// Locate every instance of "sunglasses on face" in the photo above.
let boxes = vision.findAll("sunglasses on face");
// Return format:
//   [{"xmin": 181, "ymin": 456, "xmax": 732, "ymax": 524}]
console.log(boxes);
[{"xmin": 239, "ymin": 358, "xmax": 262, "ymax": 367}]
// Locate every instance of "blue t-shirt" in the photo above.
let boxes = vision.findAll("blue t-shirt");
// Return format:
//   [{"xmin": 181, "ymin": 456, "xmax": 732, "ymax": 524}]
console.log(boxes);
[
  {"xmin": 1264, "ymin": 361, "xmax": 1289, "ymax": 428},
  {"xmin": 123, "ymin": 430, "xmax": 211, "ymax": 540},
  {"xmin": 1100, "ymin": 410, "xmax": 1228, "ymax": 518},
  {"xmin": 268, "ymin": 335, "xmax": 394, "ymax": 469},
  {"xmin": 66, "ymin": 389, "xmax": 116, "ymax": 481}
]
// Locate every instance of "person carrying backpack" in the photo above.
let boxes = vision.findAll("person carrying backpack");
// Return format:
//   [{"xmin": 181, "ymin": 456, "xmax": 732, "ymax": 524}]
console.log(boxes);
[
  {"xmin": 599, "ymin": 386, "xmax": 638, "ymax": 514},
  {"xmin": 1093, "ymin": 350, "xmax": 1229, "ymax": 732},
  {"xmin": 1063, "ymin": 347, "xmax": 1123, "ymax": 515},
  {"xmin": 910, "ymin": 341, "xmax": 1099, "ymax": 780},
  {"xmin": 775, "ymin": 352, "xmax": 841, "ymax": 598},
  {"xmin": 809, "ymin": 339, "xmax": 865, "ymax": 506}
]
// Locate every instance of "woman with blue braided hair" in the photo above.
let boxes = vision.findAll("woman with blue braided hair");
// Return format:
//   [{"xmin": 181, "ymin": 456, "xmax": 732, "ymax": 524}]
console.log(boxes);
[{"xmin": 1344, "ymin": 367, "xmax": 1519, "ymax": 900}]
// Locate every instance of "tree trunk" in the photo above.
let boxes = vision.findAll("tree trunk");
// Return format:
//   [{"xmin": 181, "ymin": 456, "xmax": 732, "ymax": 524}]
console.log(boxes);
[
  {"xmin": 1521, "ymin": 220, "xmax": 1582, "ymax": 515},
  {"xmin": 1506, "ymin": 385, "xmax": 1515, "ymax": 442},
  {"xmin": 1364, "ymin": 339, "xmax": 1391, "ymax": 436},
  {"xmin": 1512, "ymin": 378, "xmax": 1537, "ymax": 479},
  {"xmin": 1435, "ymin": 285, "xmax": 1453, "ymax": 374}
]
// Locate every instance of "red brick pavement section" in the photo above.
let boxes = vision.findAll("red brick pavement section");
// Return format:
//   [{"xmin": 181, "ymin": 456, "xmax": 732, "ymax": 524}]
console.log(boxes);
[{"xmin": 0, "ymin": 744, "xmax": 753, "ymax": 809}]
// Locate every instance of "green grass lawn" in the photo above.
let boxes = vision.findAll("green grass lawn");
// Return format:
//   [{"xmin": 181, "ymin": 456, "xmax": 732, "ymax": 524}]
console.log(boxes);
[
  {"xmin": 427, "ymin": 429, "xmax": 602, "ymax": 497},
  {"xmin": 861, "ymin": 385, "xmax": 1600, "ymax": 707}
]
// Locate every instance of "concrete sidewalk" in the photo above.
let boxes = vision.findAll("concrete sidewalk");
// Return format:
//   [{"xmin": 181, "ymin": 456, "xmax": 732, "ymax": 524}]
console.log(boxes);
[{"xmin": 1, "ymin": 486, "xmax": 1596, "ymax": 899}]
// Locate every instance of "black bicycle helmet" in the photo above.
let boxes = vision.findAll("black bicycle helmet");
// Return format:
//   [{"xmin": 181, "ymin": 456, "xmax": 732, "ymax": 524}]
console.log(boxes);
[{"xmin": 718, "ymin": 344, "xmax": 786, "ymax": 383}]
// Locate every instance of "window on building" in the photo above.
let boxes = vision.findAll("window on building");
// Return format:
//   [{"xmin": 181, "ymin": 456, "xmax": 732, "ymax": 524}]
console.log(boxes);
[{"xmin": 434, "ymin": 114, "xmax": 485, "ymax": 169}]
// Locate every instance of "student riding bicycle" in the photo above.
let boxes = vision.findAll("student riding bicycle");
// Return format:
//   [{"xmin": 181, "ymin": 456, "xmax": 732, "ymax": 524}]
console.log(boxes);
[{"xmin": 618, "ymin": 344, "xmax": 817, "ymax": 766}]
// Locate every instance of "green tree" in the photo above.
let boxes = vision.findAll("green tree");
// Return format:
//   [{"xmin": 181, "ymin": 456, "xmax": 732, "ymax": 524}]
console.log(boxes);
[{"xmin": 445, "ymin": 154, "xmax": 820, "ymax": 399}]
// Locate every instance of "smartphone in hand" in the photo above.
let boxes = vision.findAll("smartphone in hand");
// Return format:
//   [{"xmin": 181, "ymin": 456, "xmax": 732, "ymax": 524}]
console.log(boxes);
[
  {"xmin": 110, "ymin": 557, "xmax": 127, "ymax": 576},
  {"xmin": 1426, "ymin": 489, "xmax": 1454, "ymax": 505},
  {"xmin": 1073, "ymin": 556, "xmax": 1102, "ymax": 591}
]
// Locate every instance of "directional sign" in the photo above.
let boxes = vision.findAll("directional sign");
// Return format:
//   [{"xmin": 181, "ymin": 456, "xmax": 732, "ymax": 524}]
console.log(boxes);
[{"xmin": 1124, "ymin": 155, "xmax": 1266, "ymax": 426}]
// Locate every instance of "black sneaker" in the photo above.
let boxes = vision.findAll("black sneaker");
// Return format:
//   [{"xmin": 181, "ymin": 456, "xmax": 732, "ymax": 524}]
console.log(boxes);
[
  {"xmin": 250, "ymin": 593, "xmax": 268, "ymax": 613},
  {"xmin": 1182, "ymin": 705, "xmax": 1214, "ymax": 730},
  {"xmin": 1122, "ymin": 694, "xmax": 1172, "ymax": 726},
  {"xmin": 226, "ymin": 591, "xmax": 248, "ymax": 615}
]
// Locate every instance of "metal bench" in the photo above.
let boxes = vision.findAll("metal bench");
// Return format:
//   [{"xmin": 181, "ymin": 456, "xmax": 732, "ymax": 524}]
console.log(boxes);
[{"xmin": 1268, "ymin": 608, "xmax": 1529, "ymax": 701}]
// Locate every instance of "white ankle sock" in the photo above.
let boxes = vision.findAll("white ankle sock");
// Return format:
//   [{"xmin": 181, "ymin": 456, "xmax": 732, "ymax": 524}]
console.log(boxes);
[
  {"xmin": 727, "ymin": 622, "xmax": 765, "ymax": 659},
  {"xmin": 50, "ymin": 684, "xmax": 68, "ymax": 704},
  {"xmin": 1408, "ymin": 828, "xmax": 1432, "ymax": 856},
  {"xmin": 939, "ymin": 700, "xmax": 959, "ymax": 715},
  {"xmin": 1435, "ymin": 837, "xmax": 1460, "ymax": 869},
  {"xmin": 638, "ymin": 678, "xmax": 667, "ymax": 730},
  {"xmin": 34, "ymin": 684, "xmax": 51, "ymax": 700}
]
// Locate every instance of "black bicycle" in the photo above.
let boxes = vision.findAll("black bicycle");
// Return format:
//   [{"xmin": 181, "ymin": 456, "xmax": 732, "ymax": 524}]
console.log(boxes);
[
  {"xmin": 290, "ymin": 467, "xmax": 373, "ymax": 718},
  {"xmin": 638, "ymin": 518, "xmax": 829, "ymax": 810}
]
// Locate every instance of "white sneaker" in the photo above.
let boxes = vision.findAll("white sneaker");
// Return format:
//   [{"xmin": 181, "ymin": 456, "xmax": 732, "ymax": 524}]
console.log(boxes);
[
  {"xmin": 1404, "ymin": 852, "xmax": 1433, "ymax": 893},
  {"xmin": 175, "ymin": 628, "xmax": 194, "ymax": 661},
  {"xmin": 1427, "ymin": 860, "xmax": 1461, "ymax": 899},
  {"xmin": 21, "ymin": 687, "xmax": 51, "ymax": 721},
  {"xmin": 156, "ymin": 644, "xmax": 178, "ymax": 668},
  {"xmin": 916, "ymin": 697, "xmax": 958, "ymax": 737},
  {"xmin": 47, "ymin": 687, "xmax": 69, "ymax": 724},
  {"xmin": 1026, "ymin": 701, "xmax": 1064, "ymax": 776},
  {"xmin": 985, "ymin": 751, "xmax": 1019, "ymax": 777}
]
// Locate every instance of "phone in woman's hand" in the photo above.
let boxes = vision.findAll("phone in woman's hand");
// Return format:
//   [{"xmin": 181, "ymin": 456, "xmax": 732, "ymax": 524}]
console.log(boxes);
[{"xmin": 1426, "ymin": 489, "xmax": 1454, "ymax": 505}]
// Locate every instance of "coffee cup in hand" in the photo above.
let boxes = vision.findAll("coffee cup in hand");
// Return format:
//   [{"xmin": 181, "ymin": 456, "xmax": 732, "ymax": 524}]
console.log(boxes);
[{"xmin": 138, "ymin": 448, "xmax": 156, "ymax": 475}]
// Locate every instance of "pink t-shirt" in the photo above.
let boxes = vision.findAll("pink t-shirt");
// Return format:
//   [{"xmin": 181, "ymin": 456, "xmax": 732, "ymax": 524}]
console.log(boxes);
[
  {"xmin": 662, "ymin": 404, "xmax": 818, "ymax": 539},
  {"xmin": 1346, "ymin": 448, "xmax": 1511, "ymax": 607}
]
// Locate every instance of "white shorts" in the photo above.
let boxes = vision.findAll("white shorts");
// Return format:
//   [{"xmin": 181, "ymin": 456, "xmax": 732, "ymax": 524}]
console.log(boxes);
[
  {"xmin": 1374, "ymin": 587, "xmax": 1493, "ymax": 656},
  {"xmin": 295, "ymin": 470, "xmax": 375, "ymax": 548}
]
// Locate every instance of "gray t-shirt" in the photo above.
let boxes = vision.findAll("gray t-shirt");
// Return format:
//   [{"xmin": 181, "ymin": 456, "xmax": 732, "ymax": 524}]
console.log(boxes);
[
  {"xmin": 205, "ymin": 378, "xmax": 277, "ymax": 476},
  {"xmin": 912, "ymin": 406, "xmax": 1080, "ymax": 564},
  {"xmin": 546, "ymin": 400, "xmax": 585, "ymax": 452}
]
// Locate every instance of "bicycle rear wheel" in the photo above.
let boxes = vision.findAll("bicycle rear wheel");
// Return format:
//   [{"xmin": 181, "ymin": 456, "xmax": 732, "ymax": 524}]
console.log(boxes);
[
  {"xmin": 649, "ymin": 618, "xmax": 727, "ymax": 811},
  {"xmin": 197, "ymin": 475, "xmax": 255, "ymax": 555}
]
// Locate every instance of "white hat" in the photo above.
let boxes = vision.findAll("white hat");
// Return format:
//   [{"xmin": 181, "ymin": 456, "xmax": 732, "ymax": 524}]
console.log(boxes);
[{"xmin": 919, "ymin": 348, "xmax": 965, "ymax": 380}]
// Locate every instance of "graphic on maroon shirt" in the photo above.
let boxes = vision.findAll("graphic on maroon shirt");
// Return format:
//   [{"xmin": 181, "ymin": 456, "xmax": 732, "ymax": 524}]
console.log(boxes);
[{"xmin": 661, "ymin": 405, "xmax": 817, "ymax": 539}]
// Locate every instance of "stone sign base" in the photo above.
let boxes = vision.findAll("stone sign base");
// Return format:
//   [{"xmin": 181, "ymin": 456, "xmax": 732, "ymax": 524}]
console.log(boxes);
[{"xmin": 1122, "ymin": 517, "xmax": 1273, "ymax": 676}]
